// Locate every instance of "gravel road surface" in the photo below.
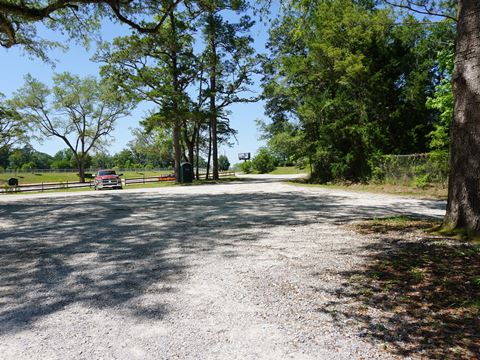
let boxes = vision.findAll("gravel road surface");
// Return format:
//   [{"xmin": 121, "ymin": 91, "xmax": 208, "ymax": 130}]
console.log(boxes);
[{"xmin": 0, "ymin": 175, "xmax": 445, "ymax": 359}]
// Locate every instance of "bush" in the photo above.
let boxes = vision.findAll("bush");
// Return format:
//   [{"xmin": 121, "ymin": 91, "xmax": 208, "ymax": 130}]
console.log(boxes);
[
  {"xmin": 412, "ymin": 173, "xmax": 431, "ymax": 189},
  {"xmin": 239, "ymin": 161, "xmax": 253, "ymax": 174},
  {"xmin": 252, "ymin": 148, "xmax": 276, "ymax": 174},
  {"xmin": 50, "ymin": 159, "xmax": 72, "ymax": 170},
  {"xmin": 20, "ymin": 162, "xmax": 35, "ymax": 170},
  {"xmin": 218, "ymin": 155, "xmax": 230, "ymax": 171},
  {"xmin": 370, "ymin": 165, "xmax": 385, "ymax": 184},
  {"xmin": 295, "ymin": 157, "xmax": 308, "ymax": 169}
]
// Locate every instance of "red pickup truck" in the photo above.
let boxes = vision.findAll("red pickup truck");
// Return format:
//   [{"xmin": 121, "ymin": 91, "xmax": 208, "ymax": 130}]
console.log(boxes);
[{"xmin": 94, "ymin": 170, "xmax": 123, "ymax": 190}]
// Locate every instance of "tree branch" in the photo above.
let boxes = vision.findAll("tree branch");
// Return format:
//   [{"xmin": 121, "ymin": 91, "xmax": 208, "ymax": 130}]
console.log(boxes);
[
  {"xmin": 0, "ymin": 0, "xmax": 184, "ymax": 48},
  {"xmin": 383, "ymin": 0, "xmax": 457, "ymax": 21}
]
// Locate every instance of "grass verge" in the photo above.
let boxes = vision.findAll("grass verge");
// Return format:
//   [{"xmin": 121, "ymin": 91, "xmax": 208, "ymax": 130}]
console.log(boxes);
[
  {"xmin": 268, "ymin": 166, "xmax": 308, "ymax": 175},
  {"xmin": 288, "ymin": 179, "xmax": 447, "ymax": 200},
  {"xmin": 353, "ymin": 215, "xmax": 442, "ymax": 234}
]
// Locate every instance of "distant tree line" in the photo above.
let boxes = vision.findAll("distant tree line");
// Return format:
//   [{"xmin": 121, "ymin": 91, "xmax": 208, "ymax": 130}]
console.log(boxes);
[
  {"xmin": 0, "ymin": 141, "xmax": 212, "ymax": 172},
  {"xmin": 0, "ymin": 145, "xmax": 160, "ymax": 171}
]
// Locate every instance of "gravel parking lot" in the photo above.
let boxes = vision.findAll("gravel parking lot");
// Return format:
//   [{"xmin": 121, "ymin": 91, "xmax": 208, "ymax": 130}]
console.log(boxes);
[{"xmin": 0, "ymin": 175, "xmax": 445, "ymax": 359}]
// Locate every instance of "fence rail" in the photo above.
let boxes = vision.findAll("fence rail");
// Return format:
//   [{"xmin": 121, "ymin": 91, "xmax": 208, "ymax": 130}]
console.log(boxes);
[
  {"xmin": 1, "ymin": 171, "xmax": 237, "ymax": 194},
  {"xmin": 0, "ymin": 168, "xmax": 177, "ymax": 174}
]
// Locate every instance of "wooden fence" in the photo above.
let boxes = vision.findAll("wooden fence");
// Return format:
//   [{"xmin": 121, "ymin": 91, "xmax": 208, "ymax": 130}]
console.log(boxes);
[{"xmin": 1, "ymin": 172, "xmax": 236, "ymax": 194}]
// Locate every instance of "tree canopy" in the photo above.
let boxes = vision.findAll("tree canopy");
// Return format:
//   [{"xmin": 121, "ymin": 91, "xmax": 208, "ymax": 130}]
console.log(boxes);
[
  {"xmin": 0, "ymin": 0, "xmax": 183, "ymax": 59},
  {"xmin": 0, "ymin": 92, "xmax": 27, "ymax": 152},
  {"xmin": 261, "ymin": 0, "xmax": 455, "ymax": 182},
  {"xmin": 11, "ymin": 72, "xmax": 134, "ymax": 181}
]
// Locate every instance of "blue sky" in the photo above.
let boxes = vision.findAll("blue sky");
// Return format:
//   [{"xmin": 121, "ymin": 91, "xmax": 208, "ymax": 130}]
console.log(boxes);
[{"xmin": 0, "ymin": 8, "xmax": 272, "ymax": 165}]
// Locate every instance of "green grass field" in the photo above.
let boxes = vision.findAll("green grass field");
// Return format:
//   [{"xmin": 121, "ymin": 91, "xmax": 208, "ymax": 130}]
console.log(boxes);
[
  {"xmin": 0, "ymin": 170, "xmax": 174, "ymax": 185},
  {"xmin": 0, "ymin": 177, "xmax": 240, "ymax": 195}
]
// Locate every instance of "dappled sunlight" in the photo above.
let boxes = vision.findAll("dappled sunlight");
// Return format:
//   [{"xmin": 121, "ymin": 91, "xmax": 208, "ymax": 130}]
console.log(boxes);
[
  {"xmin": 318, "ymin": 233, "xmax": 480, "ymax": 359},
  {"xmin": 0, "ymin": 184, "xmax": 445, "ymax": 340}
]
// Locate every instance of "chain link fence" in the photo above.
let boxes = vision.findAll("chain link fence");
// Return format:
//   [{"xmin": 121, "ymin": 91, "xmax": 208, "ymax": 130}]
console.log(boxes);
[{"xmin": 372, "ymin": 152, "xmax": 449, "ymax": 188}]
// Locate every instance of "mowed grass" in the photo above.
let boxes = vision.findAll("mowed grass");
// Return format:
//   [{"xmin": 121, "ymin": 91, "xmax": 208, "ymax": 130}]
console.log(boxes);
[
  {"xmin": 289, "ymin": 180, "xmax": 447, "ymax": 200},
  {"xmin": 0, "ymin": 170, "xmax": 174, "ymax": 185},
  {"xmin": 0, "ymin": 176, "xmax": 240, "ymax": 195},
  {"xmin": 0, "ymin": 181, "xmax": 176, "ymax": 195},
  {"xmin": 268, "ymin": 166, "xmax": 308, "ymax": 175},
  {"xmin": 125, "ymin": 177, "xmax": 239, "ymax": 189}
]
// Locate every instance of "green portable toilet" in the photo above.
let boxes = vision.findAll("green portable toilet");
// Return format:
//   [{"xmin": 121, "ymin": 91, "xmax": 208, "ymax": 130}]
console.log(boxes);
[{"xmin": 180, "ymin": 162, "xmax": 193, "ymax": 183}]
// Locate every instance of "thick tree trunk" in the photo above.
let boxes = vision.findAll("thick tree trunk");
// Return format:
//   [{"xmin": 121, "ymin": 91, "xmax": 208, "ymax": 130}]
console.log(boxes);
[
  {"xmin": 78, "ymin": 156, "xmax": 86, "ymax": 183},
  {"xmin": 206, "ymin": 121, "xmax": 212, "ymax": 180},
  {"xmin": 444, "ymin": 0, "xmax": 480, "ymax": 232},
  {"xmin": 207, "ymin": 10, "xmax": 219, "ymax": 181},
  {"xmin": 210, "ymin": 100, "xmax": 219, "ymax": 181},
  {"xmin": 195, "ymin": 126, "xmax": 200, "ymax": 180},
  {"xmin": 173, "ymin": 122, "xmax": 181, "ymax": 182},
  {"xmin": 169, "ymin": 12, "xmax": 182, "ymax": 183},
  {"xmin": 183, "ymin": 125, "xmax": 196, "ymax": 179},
  {"xmin": 209, "ymin": 57, "xmax": 219, "ymax": 179},
  {"xmin": 187, "ymin": 142, "xmax": 194, "ymax": 172}
]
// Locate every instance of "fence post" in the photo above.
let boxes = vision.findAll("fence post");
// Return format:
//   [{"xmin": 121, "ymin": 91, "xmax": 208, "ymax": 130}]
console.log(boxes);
[
  {"xmin": 66, "ymin": 180, "xmax": 69, "ymax": 189},
  {"xmin": 41, "ymin": 182, "xmax": 44, "ymax": 192},
  {"xmin": 143, "ymin": 175, "xmax": 145, "ymax": 184}
]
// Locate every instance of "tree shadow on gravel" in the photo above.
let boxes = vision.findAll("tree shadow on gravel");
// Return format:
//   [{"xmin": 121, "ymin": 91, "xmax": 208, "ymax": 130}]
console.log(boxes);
[
  {"xmin": 0, "ymin": 189, "xmax": 443, "ymax": 336},
  {"xmin": 318, "ymin": 223, "xmax": 480, "ymax": 359}
]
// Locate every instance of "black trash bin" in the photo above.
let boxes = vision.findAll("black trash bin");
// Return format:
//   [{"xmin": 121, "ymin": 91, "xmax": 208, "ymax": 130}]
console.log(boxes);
[
  {"xmin": 8, "ymin": 178, "xmax": 18, "ymax": 186},
  {"xmin": 179, "ymin": 162, "xmax": 193, "ymax": 183}
]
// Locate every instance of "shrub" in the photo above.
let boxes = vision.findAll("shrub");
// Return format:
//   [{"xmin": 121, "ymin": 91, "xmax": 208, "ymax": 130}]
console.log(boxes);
[
  {"xmin": 20, "ymin": 162, "xmax": 35, "ymax": 170},
  {"xmin": 50, "ymin": 159, "xmax": 72, "ymax": 170},
  {"xmin": 218, "ymin": 155, "xmax": 230, "ymax": 171},
  {"xmin": 239, "ymin": 161, "xmax": 253, "ymax": 174},
  {"xmin": 412, "ymin": 173, "xmax": 431, "ymax": 189},
  {"xmin": 252, "ymin": 148, "xmax": 276, "ymax": 174}
]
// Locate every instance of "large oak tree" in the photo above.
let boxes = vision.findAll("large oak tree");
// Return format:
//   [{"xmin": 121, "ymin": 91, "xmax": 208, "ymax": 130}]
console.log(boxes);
[
  {"xmin": 12, "ymin": 73, "xmax": 133, "ymax": 182},
  {"xmin": 444, "ymin": 0, "xmax": 480, "ymax": 232},
  {"xmin": 0, "ymin": 0, "xmax": 183, "ymax": 58},
  {"xmin": 385, "ymin": 1, "xmax": 480, "ymax": 232}
]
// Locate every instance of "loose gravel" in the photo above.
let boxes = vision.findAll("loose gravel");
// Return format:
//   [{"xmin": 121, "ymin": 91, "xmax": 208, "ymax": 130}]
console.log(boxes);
[{"xmin": 0, "ymin": 175, "xmax": 445, "ymax": 359}]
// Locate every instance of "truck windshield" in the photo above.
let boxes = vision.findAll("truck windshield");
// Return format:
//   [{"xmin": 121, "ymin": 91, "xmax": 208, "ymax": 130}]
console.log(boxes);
[{"xmin": 98, "ymin": 170, "xmax": 117, "ymax": 176}]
